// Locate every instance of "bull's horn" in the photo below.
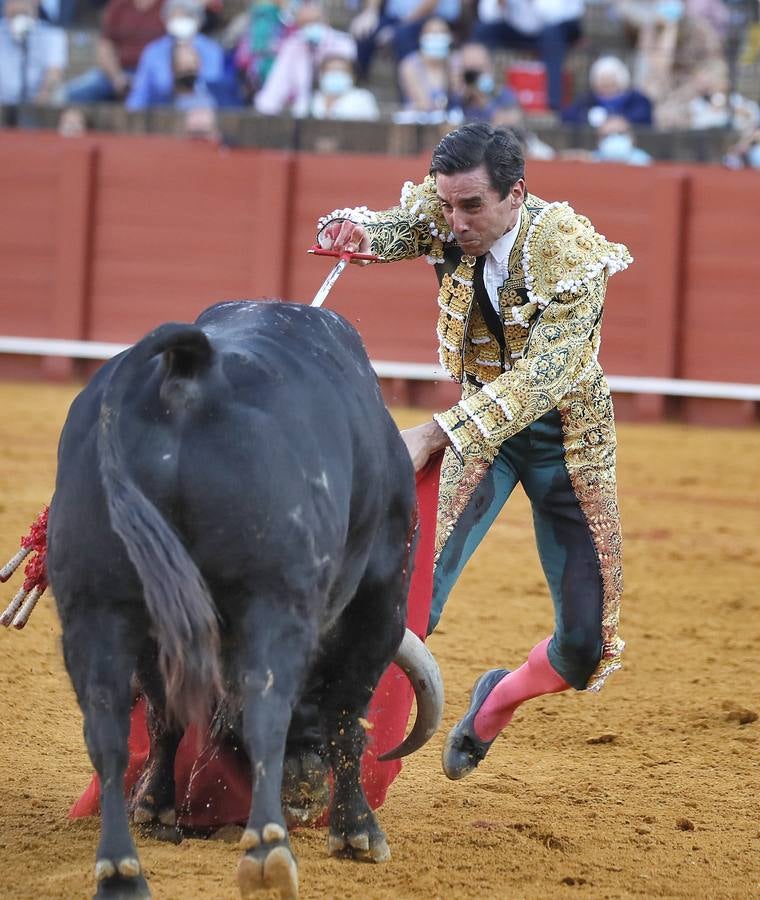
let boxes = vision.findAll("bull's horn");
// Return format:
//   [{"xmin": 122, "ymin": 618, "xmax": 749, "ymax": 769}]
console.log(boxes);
[{"xmin": 377, "ymin": 628, "xmax": 444, "ymax": 761}]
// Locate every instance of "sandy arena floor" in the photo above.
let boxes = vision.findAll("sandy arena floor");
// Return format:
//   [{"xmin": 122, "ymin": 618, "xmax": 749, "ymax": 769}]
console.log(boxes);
[{"xmin": 0, "ymin": 381, "xmax": 758, "ymax": 900}]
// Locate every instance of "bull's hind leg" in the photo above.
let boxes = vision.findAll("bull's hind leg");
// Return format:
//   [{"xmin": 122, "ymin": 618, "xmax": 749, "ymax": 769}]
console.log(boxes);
[
  {"xmin": 130, "ymin": 651, "xmax": 183, "ymax": 842},
  {"xmin": 62, "ymin": 613, "xmax": 150, "ymax": 899},
  {"xmin": 321, "ymin": 557, "xmax": 407, "ymax": 864},
  {"xmin": 235, "ymin": 602, "xmax": 317, "ymax": 900}
]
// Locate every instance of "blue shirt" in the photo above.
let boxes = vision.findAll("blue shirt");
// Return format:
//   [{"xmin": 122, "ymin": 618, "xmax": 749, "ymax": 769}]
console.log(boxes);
[
  {"xmin": 126, "ymin": 33, "xmax": 224, "ymax": 110},
  {"xmin": 0, "ymin": 18, "xmax": 67, "ymax": 104}
]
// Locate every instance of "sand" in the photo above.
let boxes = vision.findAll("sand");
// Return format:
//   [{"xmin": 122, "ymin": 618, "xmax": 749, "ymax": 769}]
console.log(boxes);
[{"xmin": 1, "ymin": 381, "xmax": 758, "ymax": 900}]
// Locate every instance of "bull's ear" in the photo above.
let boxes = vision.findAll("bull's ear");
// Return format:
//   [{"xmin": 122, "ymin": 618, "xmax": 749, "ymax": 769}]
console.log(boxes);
[{"xmin": 378, "ymin": 629, "xmax": 444, "ymax": 761}]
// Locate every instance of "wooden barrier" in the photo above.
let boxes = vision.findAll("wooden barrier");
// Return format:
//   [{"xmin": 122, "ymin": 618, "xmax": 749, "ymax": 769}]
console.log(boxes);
[{"xmin": 0, "ymin": 130, "xmax": 757, "ymax": 425}]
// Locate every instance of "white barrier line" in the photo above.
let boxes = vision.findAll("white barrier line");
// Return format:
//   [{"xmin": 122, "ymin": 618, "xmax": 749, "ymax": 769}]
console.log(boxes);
[{"xmin": 1, "ymin": 336, "xmax": 758, "ymax": 402}]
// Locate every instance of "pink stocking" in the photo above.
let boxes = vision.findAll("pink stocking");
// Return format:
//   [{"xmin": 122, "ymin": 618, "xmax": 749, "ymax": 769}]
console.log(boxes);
[{"xmin": 473, "ymin": 637, "xmax": 570, "ymax": 741}]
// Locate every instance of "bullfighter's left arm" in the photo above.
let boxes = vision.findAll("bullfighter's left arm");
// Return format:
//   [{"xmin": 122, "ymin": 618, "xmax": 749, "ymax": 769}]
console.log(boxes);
[{"xmin": 434, "ymin": 204, "xmax": 632, "ymax": 461}]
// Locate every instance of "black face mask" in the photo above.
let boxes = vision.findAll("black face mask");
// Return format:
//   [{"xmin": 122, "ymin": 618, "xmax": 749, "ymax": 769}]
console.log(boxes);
[
  {"xmin": 175, "ymin": 73, "xmax": 197, "ymax": 91},
  {"xmin": 463, "ymin": 68, "xmax": 482, "ymax": 86}
]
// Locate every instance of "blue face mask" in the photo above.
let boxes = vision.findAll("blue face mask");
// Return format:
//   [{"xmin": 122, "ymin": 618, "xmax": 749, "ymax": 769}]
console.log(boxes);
[
  {"xmin": 598, "ymin": 132, "xmax": 634, "ymax": 161},
  {"xmin": 320, "ymin": 69, "xmax": 353, "ymax": 96},
  {"xmin": 420, "ymin": 33, "xmax": 451, "ymax": 59},
  {"xmin": 301, "ymin": 22, "xmax": 326, "ymax": 44},
  {"xmin": 747, "ymin": 144, "xmax": 760, "ymax": 169},
  {"xmin": 477, "ymin": 73, "xmax": 494, "ymax": 94},
  {"xmin": 656, "ymin": 0, "xmax": 684, "ymax": 22}
]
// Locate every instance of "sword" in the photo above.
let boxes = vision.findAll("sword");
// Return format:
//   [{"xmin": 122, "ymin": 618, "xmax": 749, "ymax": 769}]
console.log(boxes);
[{"xmin": 308, "ymin": 246, "xmax": 382, "ymax": 308}]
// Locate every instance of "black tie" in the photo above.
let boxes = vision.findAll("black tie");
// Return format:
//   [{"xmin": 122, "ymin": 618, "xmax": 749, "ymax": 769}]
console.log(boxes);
[{"xmin": 473, "ymin": 254, "xmax": 505, "ymax": 352}]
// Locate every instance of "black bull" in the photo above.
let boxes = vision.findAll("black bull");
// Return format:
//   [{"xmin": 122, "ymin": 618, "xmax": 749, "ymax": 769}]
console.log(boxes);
[{"xmin": 47, "ymin": 301, "xmax": 444, "ymax": 900}]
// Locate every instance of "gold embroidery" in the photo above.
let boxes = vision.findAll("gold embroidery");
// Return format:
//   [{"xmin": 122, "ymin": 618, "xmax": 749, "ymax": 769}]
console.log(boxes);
[{"xmin": 558, "ymin": 379, "xmax": 624, "ymax": 690}]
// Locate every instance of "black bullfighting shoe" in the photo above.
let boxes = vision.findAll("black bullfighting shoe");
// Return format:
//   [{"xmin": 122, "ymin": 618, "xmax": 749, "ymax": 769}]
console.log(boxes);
[{"xmin": 441, "ymin": 668, "xmax": 510, "ymax": 780}]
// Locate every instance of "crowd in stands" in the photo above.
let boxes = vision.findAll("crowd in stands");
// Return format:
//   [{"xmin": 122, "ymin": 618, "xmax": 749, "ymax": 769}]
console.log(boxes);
[{"xmin": 1, "ymin": 0, "xmax": 760, "ymax": 166}]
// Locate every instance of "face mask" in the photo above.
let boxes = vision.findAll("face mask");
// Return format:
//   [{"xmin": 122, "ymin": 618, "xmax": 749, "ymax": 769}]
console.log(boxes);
[
  {"xmin": 167, "ymin": 15, "xmax": 199, "ymax": 40},
  {"xmin": 477, "ymin": 73, "xmax": 494, "ymax": 94},
  {"xmin": 9, "ymin": 13, "xmax": 35, "ymax": 40},
  {"xmin": 420, "ymin": 33, "xmax": 450, "ymax": 59},
  {"xmin": 598, "ymin": 132, "xmax": 634, "ymax": 161},
  {"xmin": 174, "ymin": 73, "xmax": 197, "ymax": 91},
  {"xmin": 301, "ymin": 22, "xmax": 326, "ymax": 44},
  {"xmin": 747, "ymin": 144, "xmax": 760, "ymax": 169},
  {"xmin": 656, "ymin": 0, "xmax": 684, "ymax": 22},
  {"xmin": 320, "ymin": 69, "xmax": 352, "ymax": 96}
]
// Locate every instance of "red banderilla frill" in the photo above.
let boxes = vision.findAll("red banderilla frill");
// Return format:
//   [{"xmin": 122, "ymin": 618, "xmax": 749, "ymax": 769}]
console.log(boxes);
[{"xmin": 0, "ymin": 505, "xmax": 49, "ymax": 629}]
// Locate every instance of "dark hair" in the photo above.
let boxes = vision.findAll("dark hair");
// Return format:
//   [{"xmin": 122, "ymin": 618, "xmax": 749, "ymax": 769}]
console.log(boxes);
[{"xmin": 430, "ymin": 123, "xmax": 525, "ymax": 199}]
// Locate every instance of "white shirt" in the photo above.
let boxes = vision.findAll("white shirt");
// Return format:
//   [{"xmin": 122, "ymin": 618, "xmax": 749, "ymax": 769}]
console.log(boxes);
[
  {"xmin": 477, "ymin": 0, "xmax": 584, "ymax": 31},
  {"xmin": 483, "ymin": 207, "xmax": 522, "ymax": 312}
]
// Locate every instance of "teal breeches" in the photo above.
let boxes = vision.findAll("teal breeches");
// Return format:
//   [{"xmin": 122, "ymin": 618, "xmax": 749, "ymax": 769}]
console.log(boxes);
[{"xmin": 429, "ymin": 410, "xmax": 607, "ymax": 690}]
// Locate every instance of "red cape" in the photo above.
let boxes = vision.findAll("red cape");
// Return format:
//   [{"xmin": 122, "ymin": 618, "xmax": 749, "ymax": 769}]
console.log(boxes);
[{"xmin": 70, "ymin": 453, "xmax": 442, "ymax": 829}]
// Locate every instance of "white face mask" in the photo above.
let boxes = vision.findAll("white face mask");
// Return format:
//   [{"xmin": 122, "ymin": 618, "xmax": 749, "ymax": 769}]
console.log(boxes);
[
  {"xmin": 320, "ymin": 70, "xmax": 352, "ymax": 96},
  {"xmin": 420, "ymin": 33, "xmax": 450, "ymax": 59},
  {"xmin": 167, "ymin": 15, "xmax": 199, "ymax": 40},
  {"xmin": 598, "ymin": 132, "xmax": 634, "ymax": 161},
  {"xmin": 9, "ymin": 13, "xmax": 35, "ymax": 41}
]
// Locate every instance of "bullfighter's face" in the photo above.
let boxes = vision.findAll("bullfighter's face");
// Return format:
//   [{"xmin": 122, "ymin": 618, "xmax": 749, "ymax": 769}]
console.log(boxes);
[{"xmin": 436, "ymin": 163, "xmax": 524, "ymax": 257}]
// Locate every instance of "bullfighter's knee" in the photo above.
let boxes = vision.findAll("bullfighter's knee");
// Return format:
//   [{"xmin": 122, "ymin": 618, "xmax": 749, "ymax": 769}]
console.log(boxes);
[{"xmin": 549, "ymin": 628, "xmax": 602, "ymax": 690}]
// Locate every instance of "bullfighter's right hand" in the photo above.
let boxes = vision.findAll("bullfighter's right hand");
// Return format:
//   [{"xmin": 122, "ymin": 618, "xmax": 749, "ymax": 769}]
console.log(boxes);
[{"xmin": 319, "ymin": 220, "xmax": 372, "ymax": 264}]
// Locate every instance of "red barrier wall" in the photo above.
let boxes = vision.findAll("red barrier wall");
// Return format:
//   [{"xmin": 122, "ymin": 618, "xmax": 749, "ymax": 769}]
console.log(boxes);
[{"xmin": 0, "ymin": 131, "xmax": 758, "ymax": 424}]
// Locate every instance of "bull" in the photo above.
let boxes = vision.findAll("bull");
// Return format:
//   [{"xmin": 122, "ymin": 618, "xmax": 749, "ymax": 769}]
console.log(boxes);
[{"xmin": 47, "ymin": 300, "xmax": 443, "ymax": 899}]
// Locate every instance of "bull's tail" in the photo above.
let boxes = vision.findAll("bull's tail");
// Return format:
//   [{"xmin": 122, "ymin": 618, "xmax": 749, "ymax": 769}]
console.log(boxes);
[{"xmin": 97, "ymin": 323, "xmax": 223, "ymax": 726}]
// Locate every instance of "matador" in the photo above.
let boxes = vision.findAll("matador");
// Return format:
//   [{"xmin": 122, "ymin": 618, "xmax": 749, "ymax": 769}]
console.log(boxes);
[{"xmin": 317, "ymin": 123, "xmax": 632, "ymax": 779}]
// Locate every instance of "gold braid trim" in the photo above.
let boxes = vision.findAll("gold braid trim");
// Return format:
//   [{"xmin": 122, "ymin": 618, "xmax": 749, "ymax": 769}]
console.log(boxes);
[
  {"xmin": 558, "ymin": 380, "xmax": 624, "ymax": 691},
  {"xmin": 435, "ymin": 254, "xmax": 477, "ymax": 381},
  {"xmin": 434, "ymin": 447, "xmax": 491, "ymax": 562}
]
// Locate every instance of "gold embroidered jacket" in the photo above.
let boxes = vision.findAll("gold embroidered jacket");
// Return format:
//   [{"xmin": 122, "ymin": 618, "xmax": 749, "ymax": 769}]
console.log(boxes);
[{"xmin": 317, "ymin": 176, "xmax": 632, "ymax": 462}]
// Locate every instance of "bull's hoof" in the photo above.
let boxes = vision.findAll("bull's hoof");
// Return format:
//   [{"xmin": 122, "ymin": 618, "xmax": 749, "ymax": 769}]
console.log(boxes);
[
  {"xmin": 237, "ymin": 844, "xmax": 298, "ymax": 900},
  {"xmin": 327, "ymin": 826, "xmax": 391, "ymax": 863},
  {"xmin": 281, "ymin": 750, "xmax": 330, "ymax": 827},
  {"xmin": 132, "ymin": 805, "xmax": 182, "ymax": 844},
  {"xmin": 94, "ymin": 857, "xmax": 151, "ymax": 899}
]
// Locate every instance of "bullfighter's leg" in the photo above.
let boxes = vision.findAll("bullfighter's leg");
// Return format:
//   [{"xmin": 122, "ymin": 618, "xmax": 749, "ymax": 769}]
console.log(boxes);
[
  {"xmin": 130, "ymin": 648, "xmax": 183, "ymax": 842},
  {"xmin": 319, "ymin": 542, "xmax": 408, "ymax": 863},
  {"xmin": 443, "ymin": 409, "xmax": 623, "ymax": 777},
  {"xmin": 235, "ymin": 602, "xmax": 317, "ymax": 900},
  {"xmin": 428, "ymin": 449, "xmax": 519, "ymax": 634},
  {"xmin": 61, "ymin": 611, "xmax": 150, "ymax": 899}
]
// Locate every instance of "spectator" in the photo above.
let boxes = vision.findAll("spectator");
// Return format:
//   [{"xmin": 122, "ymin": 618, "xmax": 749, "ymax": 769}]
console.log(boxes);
[
  {"xmin": 594, "ymin": 114, "xmax": 652, "ymax": 164},
  {"xmin": 126, "ymin": 0, "xmax": 224, "ymax": 110},
  {"xmin": 311, "ymin": 54, "xmax": 379, "ymax": 120},
  {"xmin": 64, "ymin": 0, "xmax": 165, "ymax": 104},
  {"xmin": 0, "ymin": 0, "xmax": 66, "ymax": 105},
  {"xmin": 451, "ymin": 41, "xmax": 520, "ymax": 124},
  {"xmin": 563, "ymin": 114, "xmax": 652, "ymax": 165},
  {"xmin": 686, "ymin": 57, "xmax": 759, "ymax": 131},
  {"xmin": 233, "ymin": 0, "xmax": 293, "ymax": 101},
  {"xmin": 180, "ymin": 101, "xmax": 225, "ymax": 141},
  {"xmin": 473, "ymin": 0, "xmax": 584, "ymax": 112},
  {"xmin": 723, "ymin": 126, "xmax": 760, "ymax": 169},
  {"xmin": 349, "ymin": 0, "xmax": 461, "ymax": 83},
  {"xmin": 621, "ymin": 0, "xmax": 727, "ymax": 128},
  {"xmin": 58, "ymin": 104, "xmax": 88, "ymax": 134},
  {"xmin": 171, "ymin": 37, "xmax": 217, "ymax": 108},
  {"xmin": 396, "ymin": 16, "xmax": 458, "ymax": 122},
  {"xmin": 254, "ymin": 1, "xmax": 355, "ymax": 117},
  {"xmin": 561, "ymin": 55, "xmax": 653, "ymax": 127}
]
